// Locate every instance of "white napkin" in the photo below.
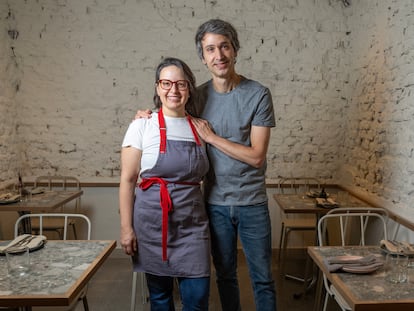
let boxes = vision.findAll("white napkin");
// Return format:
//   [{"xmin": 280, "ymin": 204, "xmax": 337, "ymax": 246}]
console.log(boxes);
[
  {"xmin": 0, "ymin": 234, "xmax": 47, "ymax": 253},
  {"xmin": 316, "ymin": 198, "xmax": 338, "ymax": 208},
  {"xmin": 30, "ymin": 187, "xmax": 45, "ymax": 195},
  {"xmin": 0, "ymin": 192, "xmax": 20, "ymax": 201},
  {"xmin": 324, "ymin": 254, "xmax": 383, "ymax": 273},
  {"xmin": 327, "ymin": 254, "xmax": 377, "ymax": 265},
  {"xmin": 380, "ymin": 240, "xmax": 414, "ymax": 255}
]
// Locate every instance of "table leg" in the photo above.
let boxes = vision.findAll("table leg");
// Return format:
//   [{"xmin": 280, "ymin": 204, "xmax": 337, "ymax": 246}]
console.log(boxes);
[
  {"xmin": 293, "ymin": 253, "xmax": 318, "ymax": 299},
  {"xmin": 294, "ymin": 212, "xmax": 324, "ymax": 299},
  {"xmin": 313, "ymin": 269, "xmax": 324, "ymax": 311}
]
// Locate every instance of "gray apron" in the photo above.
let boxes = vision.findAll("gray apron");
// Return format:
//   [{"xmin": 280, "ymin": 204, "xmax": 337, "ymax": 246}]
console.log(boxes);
[{"xmin": 132, "ymin": 109, "xmax": 210, "ymax": 277}]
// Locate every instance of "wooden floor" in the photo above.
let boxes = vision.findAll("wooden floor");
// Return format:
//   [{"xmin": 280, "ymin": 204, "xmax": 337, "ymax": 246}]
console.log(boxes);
[{"xmin": 33, "ymin": 249, "xmax": 342, "ymax": 311}]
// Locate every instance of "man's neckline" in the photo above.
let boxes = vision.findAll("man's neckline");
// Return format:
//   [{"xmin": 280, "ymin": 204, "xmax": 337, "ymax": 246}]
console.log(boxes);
[{"xmin": 211, "ymin": 75, "xmax": 243, "ymax": 93}]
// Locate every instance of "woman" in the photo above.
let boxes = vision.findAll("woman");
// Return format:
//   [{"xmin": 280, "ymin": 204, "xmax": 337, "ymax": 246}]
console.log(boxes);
[{"xmin": 119, "ymin": 57, "xmax": 210, "ymax": 311}]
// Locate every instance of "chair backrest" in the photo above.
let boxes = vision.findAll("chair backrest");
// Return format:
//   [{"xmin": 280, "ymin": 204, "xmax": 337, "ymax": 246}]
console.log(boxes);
[
  {"xmin": 278, "ymin": 177, "xmax": 321, "ymax": 194},
  {"xmin": 34, "ymin": 175, "xmax": 80, "ymax": 190},
  {"xmin": 318, "ymin": 207, "xmax": 388, "ymax": 246},
  {"xmin": 15, "ymin": 213, "xmax": 91, "ymax": 240}
]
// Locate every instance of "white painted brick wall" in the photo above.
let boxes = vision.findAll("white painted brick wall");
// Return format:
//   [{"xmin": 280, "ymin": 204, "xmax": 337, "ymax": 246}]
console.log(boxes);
[
  {"xmin": 0, "ymin": 0, "xmax": 20, "ymax": 179},
  {"xmin": 339, "ymin": 1, "xmax": 414, "ymax": 210},
  {"xmin": 1, "ymin": 0, "xmax": 414, "ymax": 213}
]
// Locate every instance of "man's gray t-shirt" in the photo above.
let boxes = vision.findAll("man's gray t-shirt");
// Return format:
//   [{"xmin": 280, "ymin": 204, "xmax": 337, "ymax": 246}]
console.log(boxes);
[{"xmin": 195, "ymin": 76, "xmax": 275, "ymax": 206}]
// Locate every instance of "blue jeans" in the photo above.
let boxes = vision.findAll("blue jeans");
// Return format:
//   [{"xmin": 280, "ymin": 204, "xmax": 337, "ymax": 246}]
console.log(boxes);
[
  {"xmin": 207, "ymin": 203, "xmax": 277, "ymax": 311},
  {"xmin": 145, "ymin": 273, "xmax": 210, "ymax": 311}
]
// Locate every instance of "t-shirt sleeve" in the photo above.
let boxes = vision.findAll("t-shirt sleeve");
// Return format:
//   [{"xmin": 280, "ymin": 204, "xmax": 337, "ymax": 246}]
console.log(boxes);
[
  {"xmin": 121, "ymin": 119, "xmax": 144, "ymax": 150},
  {"xmin": 252, "ymin": 87, "xmax": 276, "ymax": 128}
]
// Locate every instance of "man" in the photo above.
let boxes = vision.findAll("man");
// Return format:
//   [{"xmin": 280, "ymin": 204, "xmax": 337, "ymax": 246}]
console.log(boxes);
[
  {"xmin": 137, "ymin": 19, "xmax": 277, "ymax": 311},
  {"xmin": 191, "ymin": 19, "xmax": 276, "ymax": 311}
]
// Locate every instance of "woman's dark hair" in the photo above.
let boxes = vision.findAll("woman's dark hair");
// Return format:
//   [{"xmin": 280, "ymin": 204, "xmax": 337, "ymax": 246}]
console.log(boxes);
[
  {"xmin": 153, "ymin": 57, "xmax": 197, "ymax": 116},
  {"xmin": 195, "ymin": 19, "xmax": 240, "ymax": 61}
]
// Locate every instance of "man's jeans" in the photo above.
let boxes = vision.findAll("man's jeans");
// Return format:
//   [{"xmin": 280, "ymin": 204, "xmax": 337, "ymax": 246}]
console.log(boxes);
[{"xmin": 207, "ymin": 203, "xmax": 277, "ymax": 311}]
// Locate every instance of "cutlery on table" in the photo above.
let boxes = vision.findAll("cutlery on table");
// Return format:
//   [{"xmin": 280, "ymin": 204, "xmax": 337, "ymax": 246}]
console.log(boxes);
[{"xmin": 1, "ymin": 235, "xmax": 35, "ymax": 252}]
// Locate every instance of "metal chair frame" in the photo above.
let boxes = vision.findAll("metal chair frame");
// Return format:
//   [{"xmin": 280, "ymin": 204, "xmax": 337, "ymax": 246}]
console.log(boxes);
[
  {"xmin": 15, "ymin": 213, "xmax": 91, "ymax": 240},
  {"xmin": 317, "ymin": 207, "xmax": 389, "ymax": 311},
  {"xmin": 31, "ymin": 176, "xmax": 82, "ymax": 239},
  {"xmin": 14, "ymin": 213, "xmax": 92, "ymax": 311}
]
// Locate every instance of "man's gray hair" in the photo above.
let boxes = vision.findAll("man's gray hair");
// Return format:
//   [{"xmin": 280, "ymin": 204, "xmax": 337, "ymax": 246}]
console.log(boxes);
[{"xmin": 195, "ymin": 19, "xmax": 240, "ymax": 60}]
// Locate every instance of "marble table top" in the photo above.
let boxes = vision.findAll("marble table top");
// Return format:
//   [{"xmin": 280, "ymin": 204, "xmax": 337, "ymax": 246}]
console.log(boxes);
[
  {"xmin": 309, "ymin": 246, "xmax": 414, "ymax": 310},
  {"xmin": 0, "ymin": 240, "xmax": 116, "ymax": 307}
]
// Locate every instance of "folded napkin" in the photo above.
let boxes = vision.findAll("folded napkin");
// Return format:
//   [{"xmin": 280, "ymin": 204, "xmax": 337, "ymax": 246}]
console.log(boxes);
[
  {"xmin": 316, "ymin": 198, "xmax": 338, "ymax": 209},
  {"xmin": 380, "ymin": 239, "xmax": 414, "ymax": 255},
  {"xmin": 324, "ymin": 254, "xmax": 383, "ymax": 273},
  {"xmin": 0, "ymin": 234, "xmax": 47, "ymax": 254},
  {"xmin": 30, "ymin": 187, "xmax": 45, "ymax": 195},
  {"xmin": 306, "ymin": 190, "xmax": 329, "ymax": 198},
  {"xmin": 0, "ymin": 192, "xmax": 20, "ymax": 201}
]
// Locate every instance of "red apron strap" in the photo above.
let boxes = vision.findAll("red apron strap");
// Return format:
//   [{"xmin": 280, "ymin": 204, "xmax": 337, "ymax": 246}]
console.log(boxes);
[
  {"xmin": 187, "ymin": 115, "xmax": 201, "ymax": 146},
  {"xmin": 159, "ymin": 109, "xmax": 201, "ymax": 154},
  {"xmin": 158, "ymin": 108, "xmax": 167, "ymax": 153}
]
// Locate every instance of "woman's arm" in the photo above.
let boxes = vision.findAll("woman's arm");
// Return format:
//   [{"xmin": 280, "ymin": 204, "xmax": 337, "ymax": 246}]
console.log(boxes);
[{"xmin": 119, "ymin": 146, "xmax": 142, "ymax": 255}]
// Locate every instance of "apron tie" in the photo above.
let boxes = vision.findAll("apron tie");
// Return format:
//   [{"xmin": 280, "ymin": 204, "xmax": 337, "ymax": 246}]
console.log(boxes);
[{"xmin": 139, "ymin": 177, "xmax": 199, "ymax": 261}]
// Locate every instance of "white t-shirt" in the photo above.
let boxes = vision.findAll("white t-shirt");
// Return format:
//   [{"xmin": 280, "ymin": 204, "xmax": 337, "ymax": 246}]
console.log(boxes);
[{"xmin": 122, "ymin": 112, "xmax": 196, "ymax": 172}]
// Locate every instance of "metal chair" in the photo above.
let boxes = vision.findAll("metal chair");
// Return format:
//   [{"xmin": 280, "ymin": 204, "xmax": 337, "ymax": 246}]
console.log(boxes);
[
  {"xmin": 14, "ymin": 213, "xmax": 92, "ymax": 311},
  {"xmin": 130, "ymin": 272, "xmax": 149, "ymax": 311},
  {"xmin": 317, "ymin": 207, "xmax": 389, "ymax": 311},
  {"xmin": 30, "ymin": 176, "xmax": 82, "ymax": 239},
  {"xmin": 277, "ymin": 177, "xmax": 320, "ymax": 281}
]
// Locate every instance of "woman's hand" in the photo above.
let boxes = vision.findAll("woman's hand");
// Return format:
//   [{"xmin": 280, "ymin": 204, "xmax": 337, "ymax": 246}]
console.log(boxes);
[
  {"xmin": 120, "ymin": 226, "xmax": 137, "ymax": 256},
  {"xmin": 134, "ymin": 109, "xmax": 153, "ymax": 120}
]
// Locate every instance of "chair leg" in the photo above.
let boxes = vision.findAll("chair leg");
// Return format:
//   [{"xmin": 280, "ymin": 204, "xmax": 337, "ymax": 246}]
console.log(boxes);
[
  {"xmin": 55, "ymin": 229, "xmax": 63, "ymax": 240},
  {"xmin": 322, "ymin": 285, "xmax": 330, "ymax": 311},
  {"xmin": 278, "ymin": 223, "xmax": 285, "ymax": 263},
  {"xmin": 140, "ymin": 273, "xmax": 149, "ymax": 303},
  {"xmin": 302, "ymin": 254, "xmax": 313, "ymax": 290},
  {"xmin": 280, "ymin": 227, "xmax": 290, "ymax": 277},
  {"xmin": 71, "ymin": 224, "xmax": 78, "ymax": 240},
  {"xmin": 131, "ymin": 272, "xmax": 137, "ymax": 311},
  {"xmin": 82, "ymin": 296, "xmax": 89, "ymax": 311}
]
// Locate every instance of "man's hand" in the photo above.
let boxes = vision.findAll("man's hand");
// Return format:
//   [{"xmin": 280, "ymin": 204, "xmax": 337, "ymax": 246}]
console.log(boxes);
[
  {"xmin": 191, "ymin": 117, "xmax": 215, "ymax": 144},
  {"xmin": 192, "ymin": 116, "xmax": 270, "ymax": 168},
  {"xmin": 135, "ymin": 109, "xmax": 153, "ymax": 120}
]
